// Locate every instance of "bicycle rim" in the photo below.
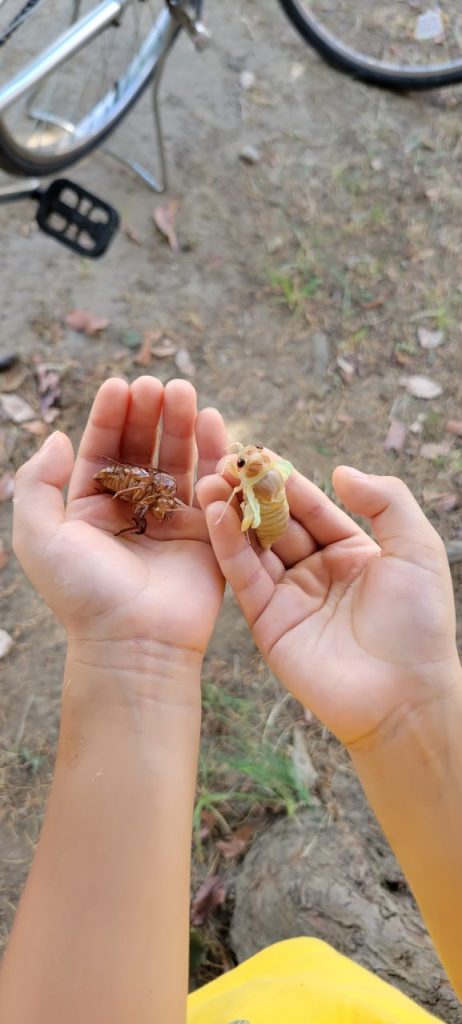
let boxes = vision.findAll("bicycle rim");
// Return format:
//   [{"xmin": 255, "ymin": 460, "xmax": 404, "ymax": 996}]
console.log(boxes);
[
  {"xmin": 0, "ymin": 1, "xmax": 177, "ymax": 176},
  {"xmin": 279, "ymin": 0, "xmax": 462, "ymax": 89}
]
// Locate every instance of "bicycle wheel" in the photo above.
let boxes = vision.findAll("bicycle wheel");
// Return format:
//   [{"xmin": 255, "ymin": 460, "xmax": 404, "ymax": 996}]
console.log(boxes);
[
  {"xmin": 278, "ymin": 0, "xmax": 462, "ymax": 89},
  {"xmin": 0, "ymin": 1, "xmax": 200, "ymax": 177}
]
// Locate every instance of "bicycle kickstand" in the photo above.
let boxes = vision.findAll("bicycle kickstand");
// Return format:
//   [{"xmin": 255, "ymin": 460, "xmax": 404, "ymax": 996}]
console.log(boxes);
[
  {"xmin": 104, "ymin": 3, "xmax": 211, "ymax": 193},
  {"xmin": 103, "ymin": 56, "xmax": 168, "ymax": 194}
]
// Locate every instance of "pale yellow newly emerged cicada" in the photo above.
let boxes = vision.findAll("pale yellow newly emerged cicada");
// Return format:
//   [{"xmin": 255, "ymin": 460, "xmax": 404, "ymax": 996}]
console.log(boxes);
[{"xmin": 219, "ymin": 443, "xmax": 294, "ymax": 550}]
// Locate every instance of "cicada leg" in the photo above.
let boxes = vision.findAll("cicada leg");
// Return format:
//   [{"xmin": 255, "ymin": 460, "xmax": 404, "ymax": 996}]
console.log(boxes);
[
  {"xmin": 240, "ymin": 487, "xmax": 261, "ymax": 532},
  {"xmin": 215, "ymin": 483, "xmax": 243, "ymax": 525},
  {"xmin": 114, "ymin": 504, "xmax": 149, "ymax": 536},
  {"xmin": 110, "ymin": 484, "xmax": 142, "ymax": 500}
]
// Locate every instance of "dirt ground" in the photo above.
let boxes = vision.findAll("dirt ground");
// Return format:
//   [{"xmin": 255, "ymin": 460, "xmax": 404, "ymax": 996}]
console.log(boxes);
[{"xmin": 1, "ymin": 0, "xmax": 462, "ymax": 1012}]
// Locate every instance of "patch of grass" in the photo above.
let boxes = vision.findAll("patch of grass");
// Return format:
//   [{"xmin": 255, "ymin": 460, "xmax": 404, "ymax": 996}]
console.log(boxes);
[
  {"xmin": 331, "ymin": 163, "xmax": 365, "ymax": 196},
  {"xmin": 267, "ymin": 245, "xmax": 322, "ymax": 314},
  {"xmin": 368, "ymin": 204, "xmax": 390, "ymax": 227},
  {"xmin": 18, "ymin": 748, "xmax": 45, "ymax": 775},
  {"xmin": 196, "ymin": 679, "xmax": 312, "ymax": 841},
  {"xmin": 422, "ymin": 409, "xmax": 443, "ymax": 441},
  {"xmin": 268, "ymin": 266, "xmax": 321, "ymax": 313},
  {"xmin": 432, "ymin": 304, "xmax": 452, "ymax": 333}
]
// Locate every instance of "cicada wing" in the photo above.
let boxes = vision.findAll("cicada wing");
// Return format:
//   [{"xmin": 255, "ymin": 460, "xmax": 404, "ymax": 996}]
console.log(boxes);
[{"xmin": 277, "ymin": 459, "xmax": 294, "ymax": 481}]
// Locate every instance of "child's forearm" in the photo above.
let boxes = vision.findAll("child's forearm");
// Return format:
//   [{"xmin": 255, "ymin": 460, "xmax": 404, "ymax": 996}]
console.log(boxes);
[
  {"xmin": 349, "ymin": 666, "xmax": 462, "ymax": 996},
  {"xmin": 0, "ymin": 646, "xmax": 201, "ymax": 1024}
]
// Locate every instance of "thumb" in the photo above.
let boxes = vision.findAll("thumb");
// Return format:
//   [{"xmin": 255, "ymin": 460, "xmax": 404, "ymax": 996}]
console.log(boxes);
[
  {"xmin": 332, "ymin": 466, "xmax": 446, "ymax": 569},
  {"xmin": 13, "ymin": 431, "xmax": 75, "ymax": 563}
]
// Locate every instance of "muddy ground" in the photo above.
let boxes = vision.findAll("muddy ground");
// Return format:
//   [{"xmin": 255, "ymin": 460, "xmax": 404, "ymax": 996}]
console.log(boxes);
[{"xmin": 1, "ymin": 0, "xmax": 462, "ymax": 1014}]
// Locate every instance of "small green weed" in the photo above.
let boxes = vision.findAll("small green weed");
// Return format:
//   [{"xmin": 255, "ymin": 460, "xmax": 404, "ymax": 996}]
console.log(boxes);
[
  {"xmin": 268, "ymin": 266, "xmax": 321, "ymax": 312},
  {"xmin": 196, "ymin": 679, "xmax": 312, "ymax": 840}
]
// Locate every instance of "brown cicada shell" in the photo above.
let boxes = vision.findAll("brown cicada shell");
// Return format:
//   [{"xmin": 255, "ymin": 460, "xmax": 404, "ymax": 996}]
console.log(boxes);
[{"xmin": 93, "ymin": 458, "xmax": 185, "ymax": 536}]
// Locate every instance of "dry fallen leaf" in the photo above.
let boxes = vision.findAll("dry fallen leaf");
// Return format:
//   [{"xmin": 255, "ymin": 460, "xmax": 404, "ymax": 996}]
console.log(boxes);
[
  {"xmin": 292, "ymin": 725, "xmax": 318, "ymax": 791},
  {"xmin": 134, "ymin": 330, "xmax": 162, "ymax": 367},
  {"xmin": 43, "ymin": 408, "xmax": 60, "ymax": 425},
  {"xmin": 65, "ymin": 309, "xmax": 110, "ymax": 336},
  {"xmin": 216, "ymin": 825, "xmax": 254, "ymax": 861},
  {"xmin": 0, "ymin": 473, "xmax": 14, "ymax": 501},
  {"xmin": 447, "ymin": 420, "xmax": 462, "ymax": 436},
  {"xmin": 336, "ymin": 412, "xmax": 354, "ymax": 427},
  {"xmin": 175, "ymin": 347, "xmax": 196, "ymax": 377},
  {"xmin": 384, "ymin": 418, "xmax": 407, "ymax": 452},
  {"xmin": 198, "ymin": 809, "xmax": 217, "ymax": 842},
  {"xmin": 21, "ymin": 419, "xmax": 49, "ymax": 437},
  {"xmin": 0, "ymin": 540, "xmax": 8, "ymax": 571},
  {"xmin": 409, "ymin": 412, "xmax": 426, "ymax": 435},
  {"xmin": 400, "ymin": 375, "xmax": 443, "ymax": 399},
  {"xmin": 423, "ymin": 490, "xmax": 459, "ymax": 514},
  {"xmin": 0, "ymin": 365, "xmax": 28, "ymax": 392},
  {"xmin": 420, "ymin": 440, "xmax": 452, "ymax": 460},
  {"xmin": 417, "ymin": 327, "xmax": 444, "ymax": 349},
  {"xmin": 153, "ymin": 200, "xmax": 180, "ymax": 253},
  {"xmin": 190, "ymin": 875, "xmax": 226, "ymax": 926},
  {"xmin": 123, "ymin": 224, "xmax": 142, "ymax": 245},
  {"xmin": 336, "ymin": 356, "xmax": 355, "ymax": 383},
  {"xmin": 0, "ymin": 629, "xmax": 13, "ymax": 659},
  {"xmin": 0, "ymin": 392, "xmax": 36, "ymax": 423},
  {"xmin": 152, "ymin": 339, "xmax": 177, "ymax": 358},
  {"xmin": 36, "ymin": 363, "xmax": 61, "ymax": 417}
]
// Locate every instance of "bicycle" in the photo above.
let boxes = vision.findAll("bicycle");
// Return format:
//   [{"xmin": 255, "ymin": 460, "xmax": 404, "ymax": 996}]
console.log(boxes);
[{"xmin": 1, "ymin": 1, "xmax": 462, "ymax": 255}]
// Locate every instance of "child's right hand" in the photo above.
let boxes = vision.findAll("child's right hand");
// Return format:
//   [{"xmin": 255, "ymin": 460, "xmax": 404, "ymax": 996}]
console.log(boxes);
[{"xmin": 197, "ymin": 464, "xmax": 461, "ymax": 749}]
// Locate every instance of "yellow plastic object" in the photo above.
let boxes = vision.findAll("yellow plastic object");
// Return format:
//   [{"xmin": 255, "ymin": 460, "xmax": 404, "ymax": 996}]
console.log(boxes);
[{"xmin": 188, "ymin": 938, "xmax": 442, "ymax": 1024}]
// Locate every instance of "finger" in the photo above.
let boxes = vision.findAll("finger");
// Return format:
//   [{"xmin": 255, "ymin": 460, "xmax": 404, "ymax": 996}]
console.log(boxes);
[
  {"xmin": 196, "ymin": 472, "xmax": 234, "ymax": 508},
  {"xmin": 67, "ymin": 378, "xmax": 130, "ymax": 503},
  {"xmin": 13, "ymin": 432, "xmax": 74, "ymax": 562},
  {"xmin": 158, "ymin": 379, "xmax": 197, "ymax": 505},
  {"xmin": 118, "ymin": 376, "xmax": 163, "ymax": 464},
  {"xmin": 196, "ymin": 407, "xmax": 228, "ymax": 481},
  {"xmin": 284, "ymin": 469, "xmax": 367, "ymax": 547},
  {"xmin": 270, "ymin": 516, "xmax": 317, "ymax": 567},
  {"xmin": 205, "ymin": 500, "xmax": 275, "ymax": 628},
  {"xmin": 332, "ymin": 467, "xmax": 444, "ymax": 568},
  {"xmin": 197, "ymin": 473, "xmax": 318, "ymax": 568}
]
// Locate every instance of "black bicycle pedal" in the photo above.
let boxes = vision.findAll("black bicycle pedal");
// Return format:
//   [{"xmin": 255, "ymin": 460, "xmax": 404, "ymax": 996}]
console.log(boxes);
[{"xmin": 35, "ymin": 178, "xmax": 119, "ymax": 258}]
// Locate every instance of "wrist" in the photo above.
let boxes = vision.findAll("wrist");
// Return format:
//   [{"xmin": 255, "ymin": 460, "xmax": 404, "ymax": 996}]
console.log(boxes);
[
  {"xmin": 66, "ymin": 635, "xmax": 202, "ymax": 701},
  {"xmin": 58, "ymin": 640, "xmax": 202, "ymax": 770},
  {"xmin": 348, "ymin": 662, "xmax": 462, "ymax": 774},
  {"xmin": 347, "ymin": 658, "xmax": 462, "ymax": 758}
]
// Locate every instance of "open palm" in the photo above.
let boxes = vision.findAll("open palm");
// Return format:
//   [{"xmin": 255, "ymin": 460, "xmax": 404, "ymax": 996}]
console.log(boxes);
[
  {"xmin": 198, "ymin": 463, "xmax": 459, "ymax": 747},
  {"xmin": 13, "ymin": 377, "xmax": 227, "ymax": 660}
]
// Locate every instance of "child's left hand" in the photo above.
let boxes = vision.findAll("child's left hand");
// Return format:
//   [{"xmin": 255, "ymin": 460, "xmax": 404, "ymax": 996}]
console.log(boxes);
[{"xmin": 13, "ymin": 376, "xmax": 227, "ymax": 673}]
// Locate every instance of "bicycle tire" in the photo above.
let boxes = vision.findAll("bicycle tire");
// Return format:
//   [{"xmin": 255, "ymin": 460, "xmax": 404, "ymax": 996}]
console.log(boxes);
[
  {"xmin": 0, "ymin": 2, "xmax": 201, "ymax": 177},
  {"xmin": 277, "ymin": 0, "xmax": 462, "ymax": 90}
]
